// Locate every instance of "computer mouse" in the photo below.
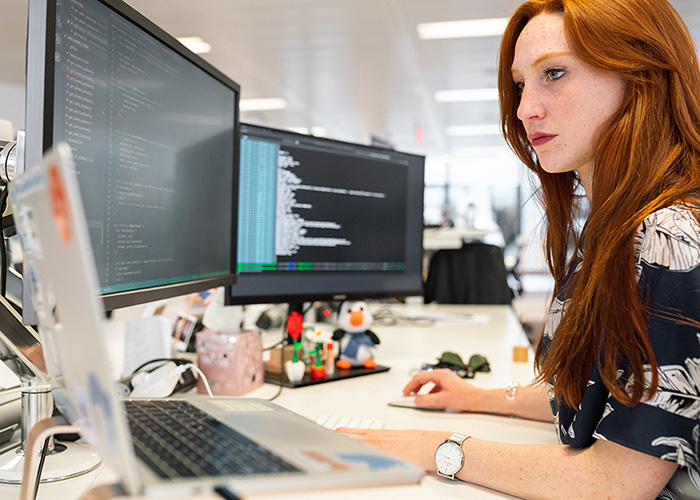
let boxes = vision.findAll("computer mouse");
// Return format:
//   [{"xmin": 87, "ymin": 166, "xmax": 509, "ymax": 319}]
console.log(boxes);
[{"xmin": 387, "ymin": 395, "xmax": 446, "ymax": 411}]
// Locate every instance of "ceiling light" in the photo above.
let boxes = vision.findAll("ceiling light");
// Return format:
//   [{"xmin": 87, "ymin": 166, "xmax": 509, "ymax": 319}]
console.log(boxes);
[
  {"xmin": 177, "ymin": 36, "xmax": 212, "ymax": 54},
  {"xmin": 451, "ymin": 146, "xmax": 511, "ymax": 156},
  {"xmin": 435, "ymin": 88, "xmax": 498, "ymax": 103},
  {"xmin": 287, "ymin": 127, "xmax": 309, "ymax": 135},
  {"xmin": 445, "ymin": 124, "xmax": 501, "ymax": 136},
  {"xmin": 286, "ymin": 126, "xmax": 328, "ymax": 137},
  {"xmin": 240, "ymin": 98, "xmax": 287, "ymax": 111},
  {"xmin": 417, "ymin": 18, "xmax": 508, "ymax": 39}
]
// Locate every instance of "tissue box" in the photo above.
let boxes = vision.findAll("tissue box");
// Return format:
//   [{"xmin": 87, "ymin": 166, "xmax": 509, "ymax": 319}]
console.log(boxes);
[{"xmin": 195, "ymin": 330, "xmax": 264, "ymax": 396}]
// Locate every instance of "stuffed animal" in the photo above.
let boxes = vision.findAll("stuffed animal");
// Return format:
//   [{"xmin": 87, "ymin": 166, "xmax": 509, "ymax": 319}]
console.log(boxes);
[{"xmin": 333, "ymin": 300, "xmax": 380, "ymax": 369}]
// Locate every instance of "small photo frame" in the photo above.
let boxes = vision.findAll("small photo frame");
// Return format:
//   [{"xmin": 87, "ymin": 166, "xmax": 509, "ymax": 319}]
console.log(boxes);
[{"xmin": 172, "ymin": 312, "xmax": 197, "ymax": 352}]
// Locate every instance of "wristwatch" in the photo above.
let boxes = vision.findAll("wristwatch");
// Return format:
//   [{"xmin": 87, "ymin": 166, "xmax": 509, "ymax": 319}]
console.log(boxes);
[{"xmin": 435, "ymin": 432, "xmax": 470, "ymax": 480}]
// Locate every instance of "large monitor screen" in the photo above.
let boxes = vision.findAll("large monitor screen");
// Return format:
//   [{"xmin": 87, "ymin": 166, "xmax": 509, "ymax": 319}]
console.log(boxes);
[
  {"xmin": 24, "ymin": 0, "xmax": 240, "ymax": 319},
  {"xmin": 228, "ymin": 123, "xmax": 425, "ymax": 306}
]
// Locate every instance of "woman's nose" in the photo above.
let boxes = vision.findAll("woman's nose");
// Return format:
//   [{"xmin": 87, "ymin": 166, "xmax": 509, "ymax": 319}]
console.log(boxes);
[{"xmin": 516, "ymin": 85, "xmax": 546, "ymax": 122}]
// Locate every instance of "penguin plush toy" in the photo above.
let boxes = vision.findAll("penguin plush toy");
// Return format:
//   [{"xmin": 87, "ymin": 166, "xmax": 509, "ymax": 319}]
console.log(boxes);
[{"xmin": 333, "ymin": 300, "xmax": 380, "ymax": 369}]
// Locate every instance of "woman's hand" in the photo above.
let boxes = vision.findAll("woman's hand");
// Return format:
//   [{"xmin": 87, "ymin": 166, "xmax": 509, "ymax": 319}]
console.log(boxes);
[
  {"xmin": 404, "ymin": 369, "xmax": 553, "ymax": 421},
  {"xmin": 334, "ymin": 427, "xmax": 449, "ymax": 471},
  {"xmin": 404, "ymin": 368, "xmax": 485, "ymax": 412}
]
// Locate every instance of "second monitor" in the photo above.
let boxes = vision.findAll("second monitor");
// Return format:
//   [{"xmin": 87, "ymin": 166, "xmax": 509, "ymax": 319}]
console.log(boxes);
[
  {"xmin": 229, "ymin": 123, "xmax": 425, "ymax": 309},
  {"xmin": 231, "ymin": 124, "xmax": 424, "ymax": 387}
]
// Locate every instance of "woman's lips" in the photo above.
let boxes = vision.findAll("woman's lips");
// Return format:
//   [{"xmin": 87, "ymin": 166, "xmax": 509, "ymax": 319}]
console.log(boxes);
[{"xmin": 531, "ymin": 134, "xmax": 556, "ymax": 147}]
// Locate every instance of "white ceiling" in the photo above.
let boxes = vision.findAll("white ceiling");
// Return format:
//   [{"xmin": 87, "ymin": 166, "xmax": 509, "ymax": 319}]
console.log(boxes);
[{"xmin": 1, "ymin": 0, "xmax": 700, "ymax": 161}]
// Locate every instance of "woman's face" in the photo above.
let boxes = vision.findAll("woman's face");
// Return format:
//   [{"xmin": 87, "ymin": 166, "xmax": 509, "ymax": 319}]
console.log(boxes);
[{"xmin": 511, "ymin": 12, "xmax": 626, "ymax": 190}]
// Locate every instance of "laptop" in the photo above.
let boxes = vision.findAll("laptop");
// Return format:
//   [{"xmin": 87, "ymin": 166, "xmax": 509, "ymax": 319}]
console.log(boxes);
[{"xmin": 9, "ymin": 143, "xmax": 424, "ymax": 496}]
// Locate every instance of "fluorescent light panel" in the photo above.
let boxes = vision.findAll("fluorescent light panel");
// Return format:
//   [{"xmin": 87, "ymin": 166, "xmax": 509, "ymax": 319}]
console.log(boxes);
[
  {"xmin": 177, "ymin": 36, "xmax": 212, "ymax": 54},
  {"xmin": 417, "ymin": 17, "xmax": 508, "ymax": 39},
  {"xmin": 287, "ymin": 127, "xmax": 309, "ymax": 135},
  {"xmin": 240, "ymin": 98, "xmax": 287, "ymax": 111},
  {"xmin": 445, "ymin": 124, "xmax": 501, "ymax": 136},
  {"xmin": 435, "ymin": 88, "xmax": 498, "ymax": 103},
  {"xmin": 451, "ymin": 146, "xmax": 511, "ymax": 157}
]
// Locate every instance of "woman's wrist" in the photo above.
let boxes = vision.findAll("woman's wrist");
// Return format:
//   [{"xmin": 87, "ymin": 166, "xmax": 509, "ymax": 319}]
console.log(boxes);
[
  {"xmin": 420, "ymin": 431, "xmax": 453, "ymax": 471},
  {"xmin": 465, "ymin": 386, "xmax": 520, "ymax": 416}
]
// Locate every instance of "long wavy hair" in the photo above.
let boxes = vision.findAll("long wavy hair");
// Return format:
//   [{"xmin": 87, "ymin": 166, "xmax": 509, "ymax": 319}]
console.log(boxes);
[{"xmin": 498, "ymin": 0, "xmax": 700, "ymax": 408}]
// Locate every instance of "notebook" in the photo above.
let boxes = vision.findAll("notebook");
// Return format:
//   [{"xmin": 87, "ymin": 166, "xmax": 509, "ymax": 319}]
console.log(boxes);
[{"xmin": 9, "ymin": 143, "xmax": 424, "ymax": 496}]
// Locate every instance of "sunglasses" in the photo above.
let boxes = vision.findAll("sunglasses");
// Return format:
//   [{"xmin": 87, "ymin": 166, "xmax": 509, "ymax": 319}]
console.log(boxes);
[{"xmin": 421, "ymin": 351, "xmax": 491, "ymax": 379}]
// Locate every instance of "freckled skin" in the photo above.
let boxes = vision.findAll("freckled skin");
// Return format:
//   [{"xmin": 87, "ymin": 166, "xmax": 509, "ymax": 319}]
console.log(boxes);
[{"xmin": 511, "ymin": 12, "xmax": 626, "ymax": 195}]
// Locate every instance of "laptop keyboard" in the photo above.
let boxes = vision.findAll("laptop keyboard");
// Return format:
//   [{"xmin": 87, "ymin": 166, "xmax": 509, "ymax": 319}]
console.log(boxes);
[{"xmin": 124, "ymin": 399, "xmax": 301, "ymax": 479}]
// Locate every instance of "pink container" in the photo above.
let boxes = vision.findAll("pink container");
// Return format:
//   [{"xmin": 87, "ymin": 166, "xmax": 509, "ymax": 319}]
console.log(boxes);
[{"xmin": 195, "ymin": 330, "xmax": 264, "ymax": 396}]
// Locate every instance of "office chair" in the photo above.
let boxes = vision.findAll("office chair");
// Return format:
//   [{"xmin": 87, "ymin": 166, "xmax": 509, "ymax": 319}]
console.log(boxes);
[{"xmin": 424, "ymin": 242, "xmax": 514, "ymax": 305}]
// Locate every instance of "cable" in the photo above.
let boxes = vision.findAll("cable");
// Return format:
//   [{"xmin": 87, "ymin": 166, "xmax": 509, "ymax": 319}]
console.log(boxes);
[
  {"xmin": 265, "ymin": 339, "xmax": 285, "ymax": 402},
  {"xmin": 32, "ymin": 436, "xmax": 51, "ymax": 500},
  {"xmin": 181, "ymin": 363, "xmax": 213, "ymax": 397},
  {"xmin": 131, "ymin": 357, "xmax": 181, "ymax": 375},
  {"xmin": 0, "ymin": 187, "xmax": 9, "ymax": 297},
  {"xmin": 262, "ymin": 339, "xmax": 284, "ymax": 351}
]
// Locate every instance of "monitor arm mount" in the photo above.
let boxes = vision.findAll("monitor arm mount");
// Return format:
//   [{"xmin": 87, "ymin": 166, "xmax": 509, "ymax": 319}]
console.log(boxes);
[
  {"xmin": 0, "ymin": 137, "xmax": 101, "ymax": 487},
  {"xmin": 0, "ymin": 129, "xmax": 23, "ymax": 185}
]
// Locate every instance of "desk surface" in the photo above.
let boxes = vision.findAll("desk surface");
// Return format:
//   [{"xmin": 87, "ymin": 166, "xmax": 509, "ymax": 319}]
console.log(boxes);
[
  {"xmin": 247, "ymin": 304, "xmax": 556, "ymax": 500},
  {"xmin": 21, "ymin": 304, "xmax": 559, "ymax": 500}
]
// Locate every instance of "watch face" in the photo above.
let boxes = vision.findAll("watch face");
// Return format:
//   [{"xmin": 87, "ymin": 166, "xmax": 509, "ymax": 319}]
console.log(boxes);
[{"xmin": 435, "ymin": 441, "xmax": 463, "ymax": 475}]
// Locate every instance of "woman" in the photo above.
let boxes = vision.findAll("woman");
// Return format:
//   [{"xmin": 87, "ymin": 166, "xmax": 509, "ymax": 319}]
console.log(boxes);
[{"xmin": 337, "ymin": 0, "xmax": 700, "ymax": 497}]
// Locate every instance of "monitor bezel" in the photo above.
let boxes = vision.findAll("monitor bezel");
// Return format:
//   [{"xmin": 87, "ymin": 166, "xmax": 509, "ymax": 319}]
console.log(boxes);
[
  {"xmin": 24, "ymin": 0, "xmax": 240, "ymax": 316},
  {"xmin": 226, "ymin": 123, "xmax": 425, "ymax": 307}
]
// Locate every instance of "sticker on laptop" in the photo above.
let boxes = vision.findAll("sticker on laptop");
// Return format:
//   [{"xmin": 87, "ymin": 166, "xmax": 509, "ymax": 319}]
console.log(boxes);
[
  {"xmin": 73, "ymin": 372, "xmax": 118, "ymax": 454},
  {"xmin": 14, "ymin": 205, "xmax": 43, "ymax": 259},
  {"xmin": 336, "ymin": 453, "xmax": 412, "ymax": 471},
  {"xmin": 12, "ymin": 163, "xmax": 46, "ymax": 199},
  {"xmin": 47, "ymin": 162, "xmax": 73, "ymax": 245},
  {"xmin": 207, "ymin": 400, "xmax": 273, "ymax": 412},
  {"xmin": 299, "ymin": 450, "xmax": 349, "ymax": 472}
]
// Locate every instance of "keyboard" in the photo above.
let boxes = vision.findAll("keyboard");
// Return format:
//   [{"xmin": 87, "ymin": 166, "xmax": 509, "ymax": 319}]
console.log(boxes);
[
  {"xmin": 124, "ymin": 399, "xmax": 301, "ymax": 479},
  {"xmin": 315, "ymin": 414, "xmax": 385, "ymax": 430}
]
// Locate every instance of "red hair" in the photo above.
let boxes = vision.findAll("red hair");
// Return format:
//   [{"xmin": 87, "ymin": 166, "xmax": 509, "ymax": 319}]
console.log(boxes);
[{"xmin": 498, "ymin": 0, "xmax": 700, "ymax": 408}]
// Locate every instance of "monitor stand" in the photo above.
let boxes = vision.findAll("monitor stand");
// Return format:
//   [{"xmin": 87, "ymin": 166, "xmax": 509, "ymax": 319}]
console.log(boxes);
[
  {"xmin": 0, "ymin": 381, "xmax": 101, "ymax": 486},
  {"xmin": 264, "ymin": 301, "xmax": 390, "ymax": 388},
  {"xmin": 0, "ymin": 294, "xmax": 100, "ymax": 486}
]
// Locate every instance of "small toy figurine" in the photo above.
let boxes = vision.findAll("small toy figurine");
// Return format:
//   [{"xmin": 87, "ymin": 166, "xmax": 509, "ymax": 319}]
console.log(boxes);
[
  {"xmin": 304, "ymin": 328, "xmax": 333, "ymax": 379},
  {"xmin": 284, "ymin": 311, "xmax": 305, "ymax": 383},
  {"xmin": 333, "ymin": 300, "xmax": 380, "ymax": 369}
]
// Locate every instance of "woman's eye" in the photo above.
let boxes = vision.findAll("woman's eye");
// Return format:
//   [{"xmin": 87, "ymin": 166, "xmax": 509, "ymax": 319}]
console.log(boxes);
[
  {"xmin": 545, "ymin": 68, "xmax": 565, "ymax": 81},
  {"xmin": 514, "ymin": 81, "xmax": 525, "ymax": 92}
]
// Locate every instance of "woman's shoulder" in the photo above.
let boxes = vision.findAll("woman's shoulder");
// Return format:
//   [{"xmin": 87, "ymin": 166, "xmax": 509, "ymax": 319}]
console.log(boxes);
[{"xmin": 635, "ymin": 202, "xmax": 700, "ymax": 272}]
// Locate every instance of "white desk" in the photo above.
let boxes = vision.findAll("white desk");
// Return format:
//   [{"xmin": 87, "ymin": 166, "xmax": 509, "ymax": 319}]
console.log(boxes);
[
  {"xmin": 16, "ymin": 304, "xmax": 558, "ymax": 500},
  {"xmin": 90, "ymin": 303, "xmax": 557, "ymax": 500}
]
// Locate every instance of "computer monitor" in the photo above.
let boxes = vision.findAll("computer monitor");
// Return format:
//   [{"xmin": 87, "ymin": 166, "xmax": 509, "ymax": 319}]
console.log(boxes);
[
  {"xmin": 23, "ymin": 0, "xmax": 240, "ymax": 322},
  {"xmin": 228, "ymin": 123, "xmax": 425, "ymax": 312}
]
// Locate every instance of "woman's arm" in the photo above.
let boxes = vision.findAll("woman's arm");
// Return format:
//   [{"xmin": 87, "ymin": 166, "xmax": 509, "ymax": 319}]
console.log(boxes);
[
  {"xmin": 336, "ymin": 428, "xmax": 678, "ymax": 499},
  {"xmin": 405, "ymin": 368, "xmax": 553, "ymax": 422}
]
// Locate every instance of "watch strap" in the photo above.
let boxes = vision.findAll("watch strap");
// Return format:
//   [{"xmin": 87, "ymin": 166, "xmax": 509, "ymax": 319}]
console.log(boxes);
[
  {"xmin": 436, "ymin": 432, "xmax": 470, "ymax": 480},
  {"xmin": 447, "ymin": 432, "xmax": 470, "ymax": 446}
]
